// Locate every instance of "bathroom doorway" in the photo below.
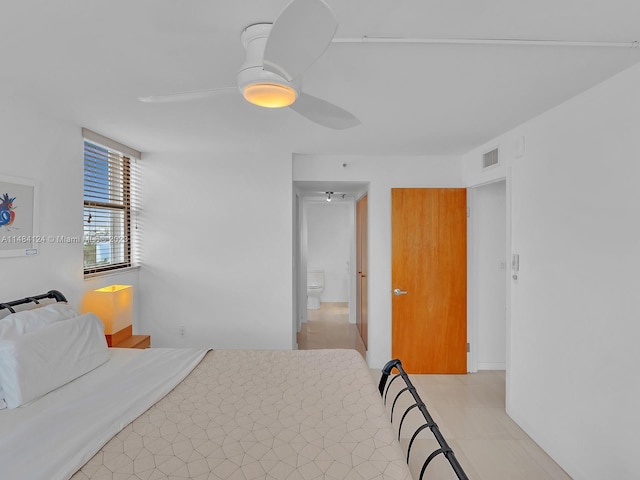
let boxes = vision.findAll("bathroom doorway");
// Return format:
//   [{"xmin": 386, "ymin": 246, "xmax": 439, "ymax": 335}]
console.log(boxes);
[{"xmin": 306, "ymin": 198, "xmax": 352, "ymax": 312}]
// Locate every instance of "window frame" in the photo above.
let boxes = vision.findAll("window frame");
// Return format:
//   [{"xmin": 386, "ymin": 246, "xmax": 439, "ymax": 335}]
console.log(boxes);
[{"xmin": 82, "ymin": 129, "xmax": 140, "ymax": 277}]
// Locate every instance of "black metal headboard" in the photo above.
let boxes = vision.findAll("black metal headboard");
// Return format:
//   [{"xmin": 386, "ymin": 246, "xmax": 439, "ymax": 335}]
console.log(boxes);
[{"xmin": 0, "ymin": 290, "xmax": 68, "ymax": 314}]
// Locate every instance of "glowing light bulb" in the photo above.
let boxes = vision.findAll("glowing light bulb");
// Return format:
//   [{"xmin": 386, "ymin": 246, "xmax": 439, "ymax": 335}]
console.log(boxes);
[{"xmin": 243, "ymin": 83, "xmax": 297, "ymax": 108}]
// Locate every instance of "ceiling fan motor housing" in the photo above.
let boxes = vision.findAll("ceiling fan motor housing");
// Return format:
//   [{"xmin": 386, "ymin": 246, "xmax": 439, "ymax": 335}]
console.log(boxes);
[{"xmin": 238, "ymin": 23, "xmax": 300, "ymax": 106}]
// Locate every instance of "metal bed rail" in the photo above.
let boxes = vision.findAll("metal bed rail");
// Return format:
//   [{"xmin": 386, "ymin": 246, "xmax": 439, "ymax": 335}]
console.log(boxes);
[
  {"xmin": 0, "ymin": 290, "xmax": 68, "ymax": 313},
  {"xmin": 379, "ymin": 359, "xmax": 470, "ymax": 480}
]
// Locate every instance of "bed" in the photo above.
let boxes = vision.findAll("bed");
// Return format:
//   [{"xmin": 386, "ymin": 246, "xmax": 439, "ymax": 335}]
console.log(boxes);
[{"xmin": 0, "ymin": 291, "xmax": 413, "ymax": 480}]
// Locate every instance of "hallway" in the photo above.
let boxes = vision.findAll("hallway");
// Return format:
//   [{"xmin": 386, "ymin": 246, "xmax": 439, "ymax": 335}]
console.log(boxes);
[{"xmin": 296, "ymin": 302, "xmax": 366, "ymax": 358}]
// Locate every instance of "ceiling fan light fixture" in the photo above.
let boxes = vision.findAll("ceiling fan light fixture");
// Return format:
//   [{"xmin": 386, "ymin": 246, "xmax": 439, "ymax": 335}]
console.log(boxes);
[{"xmin": 243, "ymin": 82, "xmax": 297, "ymax": 108}]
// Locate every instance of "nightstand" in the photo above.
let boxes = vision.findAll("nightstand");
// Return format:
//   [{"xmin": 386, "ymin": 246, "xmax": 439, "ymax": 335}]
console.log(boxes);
[{"xmin": 111, "ymin": 334, "xmax": 151, "ymax": 349}]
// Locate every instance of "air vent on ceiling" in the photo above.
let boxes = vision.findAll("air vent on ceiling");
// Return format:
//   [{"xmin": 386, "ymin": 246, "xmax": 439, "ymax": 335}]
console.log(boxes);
[{"xmin": 482, "ymin": 148, "xmax": 499, "ymax": 169}]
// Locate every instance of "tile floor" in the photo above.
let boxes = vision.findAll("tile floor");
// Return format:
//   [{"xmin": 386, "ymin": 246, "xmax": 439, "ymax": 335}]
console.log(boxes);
[
  {"xmin": 297, "ymin": 302, "xmax": 572, "ymax": 480},
  {"xmin": 297, "ymin": 301, "xmax": 366, "ymax": 358}
]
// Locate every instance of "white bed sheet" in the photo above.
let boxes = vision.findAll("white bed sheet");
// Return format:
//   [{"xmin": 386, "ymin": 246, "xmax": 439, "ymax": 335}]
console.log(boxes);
[{"xmin": 0, "ymin": 347, "xmax": 208, "ymax": 480}]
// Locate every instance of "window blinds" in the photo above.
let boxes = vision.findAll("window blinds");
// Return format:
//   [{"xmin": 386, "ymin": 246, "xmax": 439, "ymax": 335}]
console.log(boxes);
[{"xmin": 83, "ymin": 131, "xmax": 141, "ymax": 275}]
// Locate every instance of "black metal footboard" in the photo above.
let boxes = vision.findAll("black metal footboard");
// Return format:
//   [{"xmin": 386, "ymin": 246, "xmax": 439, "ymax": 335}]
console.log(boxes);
[
  {"xmin": 0, "ymin": 290, "xmax": 67, "ymax": 313},
  {"xmin": 379, "ymin": 359, "xmax": 470, "ymax": 480}
]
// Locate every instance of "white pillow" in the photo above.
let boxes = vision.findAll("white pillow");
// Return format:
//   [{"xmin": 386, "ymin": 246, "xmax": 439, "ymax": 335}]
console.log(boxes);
[
  {"xmin": 0, "ymin": 313, "xmax": 109, "ymax": 409},
  {"xmin": 0, "ymin": 303, "xmax": 79, "ymax": 408},
  {"xmin": 0, "ymin": 303, "xmax": 78, "ymax": 339}
]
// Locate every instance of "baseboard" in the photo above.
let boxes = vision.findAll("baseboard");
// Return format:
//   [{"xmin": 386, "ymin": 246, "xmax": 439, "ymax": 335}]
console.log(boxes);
[{"xmin": 478, "ymin": 362, "xmax": 506, "ymax": 370}]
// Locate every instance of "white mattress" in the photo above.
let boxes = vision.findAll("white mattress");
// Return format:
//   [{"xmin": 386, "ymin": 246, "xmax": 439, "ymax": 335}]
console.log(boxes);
[{"xmin": 1, "ymin": 348, "xmax": 412, "ymax": 480}]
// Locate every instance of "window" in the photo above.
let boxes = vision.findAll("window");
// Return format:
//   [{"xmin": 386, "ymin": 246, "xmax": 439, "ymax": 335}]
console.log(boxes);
[{"xmin": 83, "ymin": 129, "xmax": 141, "ymax": 276}]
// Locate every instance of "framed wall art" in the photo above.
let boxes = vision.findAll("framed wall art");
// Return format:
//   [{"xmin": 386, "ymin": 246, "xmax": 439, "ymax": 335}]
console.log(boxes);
[{"xmin": 0, "ymin": 175, "xmax": 38, "ymax": 258}]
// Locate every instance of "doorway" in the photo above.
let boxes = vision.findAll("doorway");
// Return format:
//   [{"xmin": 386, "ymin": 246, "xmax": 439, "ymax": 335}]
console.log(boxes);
[
  {"xmin": 293, "ymin": 182, "xmax": 368, "ymax": 353},
  {"xmin": 469, "ymin": 180, "xmax": 507, "ymax": 371},
  {"xmin": 296, "ymin": 192, "xmax": 355, "ymax": 351}
]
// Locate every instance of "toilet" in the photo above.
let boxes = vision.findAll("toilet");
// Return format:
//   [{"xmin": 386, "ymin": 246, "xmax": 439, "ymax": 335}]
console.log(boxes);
[{"xmin": 307, "ymin": 270, "xmax": 325, "ymax": 310}]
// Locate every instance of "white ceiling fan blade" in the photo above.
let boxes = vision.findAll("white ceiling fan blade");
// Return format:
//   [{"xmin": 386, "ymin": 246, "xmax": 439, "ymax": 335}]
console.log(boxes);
[
  {"xmin": 138, "ymin": 87, "xmax": 236, "ymax": 103},
  {"xmin": 263, "ymin": 0, "xmax": 337, "ymax": 81},
  {"xmin": 290, "ymin": 93, "xmax": 360, "ymax": 130}
]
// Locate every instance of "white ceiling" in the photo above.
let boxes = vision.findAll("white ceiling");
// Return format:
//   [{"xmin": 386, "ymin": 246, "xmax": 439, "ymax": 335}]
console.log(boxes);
[{"xmin": 2, "ymin": 0, "xmax": 639, "ymax": 156}]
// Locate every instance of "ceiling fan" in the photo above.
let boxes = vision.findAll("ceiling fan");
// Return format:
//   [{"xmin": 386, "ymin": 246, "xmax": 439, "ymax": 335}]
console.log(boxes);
[{"xmin": 139, "ymin": 0, "xmax": 360, "ymax": 130}]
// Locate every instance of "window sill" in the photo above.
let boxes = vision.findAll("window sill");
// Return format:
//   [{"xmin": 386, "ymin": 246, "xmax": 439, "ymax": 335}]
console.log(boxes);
[{"xmin": 84, "ymin": 265, "xmax": 140, "ymax": 280}]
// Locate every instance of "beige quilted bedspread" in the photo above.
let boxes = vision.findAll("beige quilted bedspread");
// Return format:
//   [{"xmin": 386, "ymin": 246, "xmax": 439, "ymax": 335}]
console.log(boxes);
[{"xmin": 71, "ymin": 349, "xmax": 412, "ymax": 480}]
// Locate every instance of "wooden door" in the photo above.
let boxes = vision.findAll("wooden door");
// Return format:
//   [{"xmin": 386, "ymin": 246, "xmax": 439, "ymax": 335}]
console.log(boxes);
[
  {"xmin": 356, "ymin": 194, "xmax": 368, "ymax": 349},
  {"xmin": 391, "ymin": 188, "xmax": 467, "ymax": 373}
]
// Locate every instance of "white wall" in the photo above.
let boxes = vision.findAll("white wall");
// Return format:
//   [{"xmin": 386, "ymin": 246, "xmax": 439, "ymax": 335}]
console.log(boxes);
[
  {"xmin": 293, "ymin": 155, "xmax": 464, "ymax": 368},
  {"xmin": 463, "ymin": 63, "xmax": 640, "ymax": 479},
  {"xmin": 306, "ymin": 200, "xmax": 352, "ymax": 303},
  {"xmin": 0, "ymin": 98, "xmax": 140, "ymax": 319},
  {"xmin": 139, "ymin": 152, "xmax": 293, "ymax": 350}
]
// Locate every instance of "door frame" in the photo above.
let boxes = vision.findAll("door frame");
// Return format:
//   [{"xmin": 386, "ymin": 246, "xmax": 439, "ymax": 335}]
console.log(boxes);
[
  {"xmin": 467, "ymin": 176, "xmax": 511, "ymax": 373},
  {"xmin": 356, "ymin": 193, "xmax": 368, "ymax": 348}
]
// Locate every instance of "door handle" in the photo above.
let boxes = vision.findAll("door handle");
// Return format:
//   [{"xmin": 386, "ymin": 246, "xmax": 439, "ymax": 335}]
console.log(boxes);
[{"xmin": 393, "ymin": 288, "xmax": 408, "ymax": 296}]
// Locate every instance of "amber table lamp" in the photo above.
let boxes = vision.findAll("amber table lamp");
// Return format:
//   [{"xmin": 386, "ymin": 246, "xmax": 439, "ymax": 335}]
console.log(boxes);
[{"xmin": 84, "ymin": 285, "xmax": 133, "ymax": 346}]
